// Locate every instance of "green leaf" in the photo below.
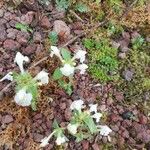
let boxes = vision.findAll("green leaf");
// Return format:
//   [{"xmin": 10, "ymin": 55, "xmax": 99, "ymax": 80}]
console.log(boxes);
[
  {"xmin": 83, "ymin": 115, "xmax": 97, "ymax": 134},
  {"xmin": 53, "ymin": 68, "xmax": 63, "ymax": 80},
  {"xmin": 61, "ymin": 48, "xmax": 71, "ymax": 61},
  {"xmin": 48, "ymin": 31, "xmax": 58, "ymax": 45},
  {"xmin": 15, "ymin": 23, "xmax": 33, "ymax": 33},
  {"xmin": 53, "ymin": 119, "xmax": 59, "ymax": 129},
  {"xmin": 75, "ymin": 3, "xmax": 89, "ymax": 13}
]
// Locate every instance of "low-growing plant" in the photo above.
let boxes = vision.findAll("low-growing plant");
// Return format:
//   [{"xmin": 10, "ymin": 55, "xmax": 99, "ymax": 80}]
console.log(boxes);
[
  {"xmin": 15, "ymin": 23, "xmax": 33, "ymax": 33},
  {"xmin": 50, "ymin": 46, "xmax": 88, "ymax": 95},
  {"xmin": 75, "ymin": 2, "xmax": 89, "ymax": 13},
  {"xmin": 48, "ymin": 31, "xmax": 58, "ymax": 45},
  {"xmin": 83, "ymin": 38, "xmax": 119, "ymax": 82},
  {"xmin": 0, "ymin": 52, "xmax": 49, "ymax": 110},
  {"xmin": 40, "ymin": 100, "xmax": 112, "ymax": 147}
]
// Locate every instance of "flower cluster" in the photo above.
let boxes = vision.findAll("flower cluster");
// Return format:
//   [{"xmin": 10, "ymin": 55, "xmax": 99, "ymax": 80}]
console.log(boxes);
[
  {"xmin": 40, "ymin": 100, "xmax": 112, "ymax": 147},
  {"xmin": 51, "ymin": 46, "xmax": 88, "ymax": 77},
  {"xmin": 0, "ymin": 52, "xmax": 49, "ymax": 110}
]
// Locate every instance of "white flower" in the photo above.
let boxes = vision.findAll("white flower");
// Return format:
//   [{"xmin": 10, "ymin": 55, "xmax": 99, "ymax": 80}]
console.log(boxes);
[
  {"xmin": 99, "ymin": 125, "xmax": 112, "ymax": 136},
  {"xmin": 0, "ymin": 72, "xmax": 13, "ymax": 82},
  {"xmin": 14, "ymin": 89, "xmax": 32, "ymax": 106},
  {"xmin": 60, "ymin": 64, "xmax": 75, "ymax": 76},
  {"xmin": 89, "ymin": 104, "xmax": 98, "ymax": 113},
  {"xmin": 76, "ymin": 64, "xmax": 88, "ymax": 74},
  {"xmin": 14, "ymin": 52, "xmax": 29, "ymax": 73},
  {"xmin": 67, "ymin": 123, "xmax": 78, "ymax": 135},
  {"xmin": 92, "ymin": 113, "xmax": 102, "ymax": 123},
  {"xmin": 50, "ymin": 46, "xmax": 63, "ymax": 61},
  {"xmin": 40, "ymin": 131, "xmax": 55, "ymax": 147},
  {"xmin": 56, "ymin": 136, "xmax": 66, "ymax": 145},
  {"xmin": 70, "ymin": 100, "xmax": 84, "ymax": 111},
  {"xmin": 73, "ymin": 50, "xmax": 87, "ymax": 63},
  {"xmin": 35, "ymin": 70, "xmax": 49, "ymax": 85}
]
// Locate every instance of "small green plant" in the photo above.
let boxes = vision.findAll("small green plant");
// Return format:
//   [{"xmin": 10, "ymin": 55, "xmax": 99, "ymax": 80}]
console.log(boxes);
[
  {"xmin": 83, "ymin": 38, "xmax": 119, "ymax": 82},
  {"xmin": 75, "ymin": 2, "xmax": 89, "ymax": 13},
  {"xmin": 50, "ymin": 46, "xmax": 88, "ymax": 95},
  {"xmin": 38, "ymin": 0, "xmax": 51, "ymax": 6},
  {"xmin": 40, "ymin": 100, "xmax": 112, "ymax": 147},
  {"xmin": 0, "ymin": 52, "xmax": 49, "ymax": 111},
  {"xmin": 15, "ymin": 23, "xmax": 33, "ymax": 33},
  {"xmin": 131, "ymin": 36, "xmax": 145, "ymax": 50},
  {"xmin": 48, "ymin": 31, "xmax": 58, "ymax": 45},
  {"xmin": 55, "ymin": 0, "xmax": 70, "ymax": 11}
]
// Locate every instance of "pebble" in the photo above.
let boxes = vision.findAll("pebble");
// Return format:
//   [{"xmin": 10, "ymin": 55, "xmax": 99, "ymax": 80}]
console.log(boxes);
[
  {"xmin": 33, "ymin": 32, "xmax": 42, "ymax": 43},
  {"xmin": 2, "ymin": 115, "xmax": 14, "ymax": 124},
  {"xmin": 92, "ymin": 143, "xmax": 100, "ymax": 150},
  {"xmin": 40, "ymin": 16, "xmax": 51, "ymax": 29},
  {"xmin": 123, "ymin": 69, "xmax": 134, "ymax": 81},
  {"xmin": 22, "ymin": 44, "xmax": 37, "ymax": 55},
  {"xmin": 3, "ymin": 39, "xmax": 20, "ymax": 50},
  {"xmin": 139, "ymin": 114, "xmax": 147, "ymax": 124},
  {"xmin": 53, "ymin": 20, "xmax": 70, "ymax": 40},
  {"xmin": 33, "ymin": 133, "xmax": 44, "ymax": 142},
  {"xmin": 0, "ymin": 8, "xmax": 4, "ymax": 17},
  {"xmin": 82, "ymin": 141, "xmax": 89, "ymax": 150}
]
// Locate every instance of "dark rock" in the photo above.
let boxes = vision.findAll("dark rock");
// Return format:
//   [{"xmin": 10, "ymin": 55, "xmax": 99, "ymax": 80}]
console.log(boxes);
[
  {"xmin": 6, "ymin": 28, "xmax": 18, "ymax": 39},
  {"xmin": 110, "ymin": 114, "xmax": 122, "ymax": 122},
  {"xmin": 118, "ymin": 52, "xmax": 126, "ymax": 59},
  {"xmin": 3, "ymin": 39, "xmax": 20, "ymax": 50},
  {"xmin": 121, "ymin": 111, "xmax": 134, "ymax": 120},
  {"xmin": 139, "ymin": 114, "xmax": 147, "ymax": 125},
  {"xmin": 22, "ymin": 44, "xmax": 37, "ymax": 55},
  {"xmin": 40, "ymin": 16, "xmax": 51, "ymax": 29},
  {"xmin": 115, "ymin": 92, "xmax": 124, "ymax": 101},
  {"xmin": 20, "ymin": 11, "xmax": 35, "ymax": 25},
  {"xmin": 111, "ymin": 125, "xmax": 119, "ymax": 132},
  {"xmin": 33, "ymin": 133, "xmax": 44, "ymax": 142},
  {"xmin": 34, "ymin": 113, "xmax": 42, "ymax": 120},
  {"xmin": 2, "ymin": 115, "xmax": 14, "ymax": 124},
  {"xmin": 131, "ymin": 31, "xmax": 141, "ymax": 39},
  {"xmin": 64, "ymin": 109, "xmax": 72, "ymax": 121},
  {"xmin": 82, "ymin": 140, "xmax": 89, "ymax": 150},
  {"xmin": 92, "ymin": 143, "xmax": 100, "ymax": 150},
  {"xmin": 123, "ymin": 69, "xmax": 134, "ymax": 81},
  {"xmin": 33, "ymin": 32, "xmax": 42, "ymax": 43},
  {"xmin": 0, "ymin": 27, "xmax": 6, "ymax": 42},
  {"xmin": 122, "ymin": 32, "xmax": 130, "ymax": 40},
  {"xmin": 53, "ymin": 20, "xmax": 71, "ymax": 40}
]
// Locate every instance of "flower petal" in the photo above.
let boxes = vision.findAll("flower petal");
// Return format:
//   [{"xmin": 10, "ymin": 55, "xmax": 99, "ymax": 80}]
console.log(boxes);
[
  {"xmin": 14, "ymin": 52, "xmax": 29, "ymax": 73},
  {"xmin": 60, "ymin": 64, "xmax": 75, "ymax": 76},
  {"xmin": 0, "ymin": 72, "xmax": 13, "ymax": 82}
]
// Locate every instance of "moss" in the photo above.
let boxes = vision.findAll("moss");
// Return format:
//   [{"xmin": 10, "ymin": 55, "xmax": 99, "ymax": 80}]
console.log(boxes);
[
  {"xmin": 118, "ymin": 37, "xmax": 150, "ymax": 102},
  {"xmin": 83, "ymin": 38, "xmax": 119, "ymax": 83}
]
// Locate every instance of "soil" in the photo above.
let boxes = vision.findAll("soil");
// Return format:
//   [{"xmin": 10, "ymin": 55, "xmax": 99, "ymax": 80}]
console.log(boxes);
[{"xmin": 0, "ymin": 1, "xmax": 150, "ymax": 150}]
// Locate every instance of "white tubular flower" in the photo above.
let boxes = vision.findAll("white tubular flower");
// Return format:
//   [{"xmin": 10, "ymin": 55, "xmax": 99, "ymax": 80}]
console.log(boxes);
[
  {"xmin": 0, "ymin": 72, "xmax": 13, "ymax": 82},
  {"xmin": 92, "ymin": 113, "xmax": 102, "ymax": 123},
  {"xmin": 70, "ymin": 100, "xmax": 84, "ymax": 111},
  {"xmin": 40, "ymin": 131, "xmax": 55, "ymax": 147},
  {"xmin": 67, "ymin": 123, "xmax": 78, "ymax": 135},
  {"xmin": 56, "ymin": 136, "xmax": 66, "ymax": 145},
  {"xmin": 76, "ymin": 64, "xmax": 88, "ymax": 74},
  {"xmin": 89, "ymin": 104, "xmax": 98, "ymax": 113},
  {"xmin": 35, "ymin": 70, "xmax": 49, "ymax": 85},
  {"xmin": 14, "ymin": 89, "xmax": 32, "ymax": 106},
  {"xmin": 60, "ymin": 64, "xmax": 75, "ymax": 77},
  {"xmin": 73, "ymin": 50, "xmax": 87, "ymax": 63},
  {"xmin": 14, "ymin": 52, "xmax": 29, "ymax": 74},
  {"xmin": 99, "ymin": 125, "xmax": 112, "ymax": 136},
  {"xmin": 50, "ymin": 46, "xmax": 63, "ymax": 61}
]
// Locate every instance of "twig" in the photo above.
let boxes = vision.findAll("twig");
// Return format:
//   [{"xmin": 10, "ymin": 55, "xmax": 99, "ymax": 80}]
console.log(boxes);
[
  {"xmin": 120, "ymin": 0, "xmax": 138, "ymax": 20},
  {"xmin": 69, "ymin": 10, "xmax": 85, "ymax": 23}
]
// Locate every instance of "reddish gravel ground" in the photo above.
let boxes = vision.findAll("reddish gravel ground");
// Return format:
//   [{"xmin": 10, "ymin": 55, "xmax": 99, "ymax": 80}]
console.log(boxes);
[{"xmin": 0, "ymin": 1, "xmax": 150, "ymax": 150}]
